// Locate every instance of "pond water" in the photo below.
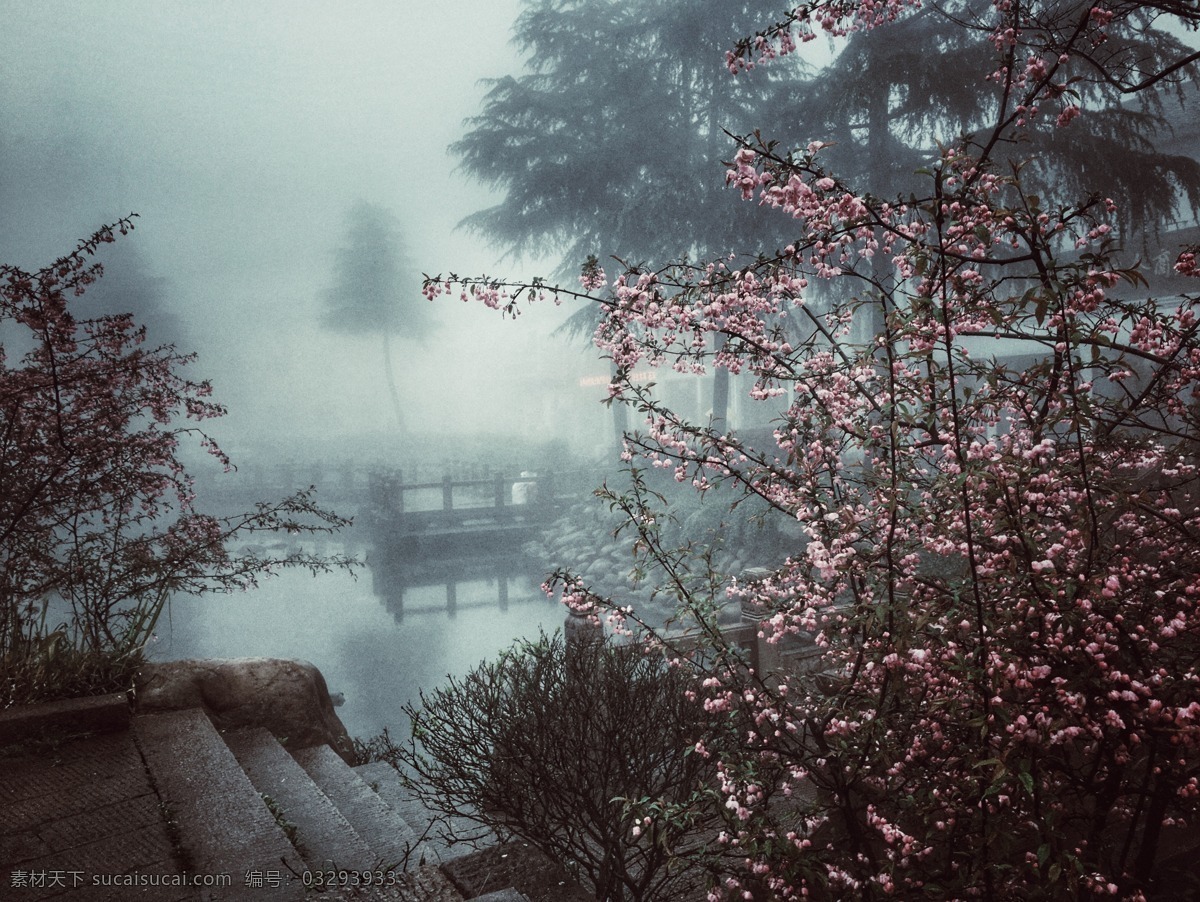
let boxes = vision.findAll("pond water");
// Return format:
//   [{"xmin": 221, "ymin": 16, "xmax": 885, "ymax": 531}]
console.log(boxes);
[{"xmin": 150, "ymin": 541, "xmax": 562, "ymax": 742}]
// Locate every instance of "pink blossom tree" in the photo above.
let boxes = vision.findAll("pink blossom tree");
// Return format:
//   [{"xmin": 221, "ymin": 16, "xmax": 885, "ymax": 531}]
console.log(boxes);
[
  {"xmin": 428, "ymin": 1, "xmax": 1200, "ymax": 897},
  {"xmin": 1, "ymin": 219, "xmax": 352, "ymax": 699}
]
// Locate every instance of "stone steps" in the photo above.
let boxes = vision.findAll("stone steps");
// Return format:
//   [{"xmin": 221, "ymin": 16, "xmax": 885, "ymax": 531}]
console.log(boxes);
[
  {"xmin": 353, "ymin": 761, "xmax": 494, "ymax": 867},
  {"xmin": 133, "ymin": 708, "xmax": 302, "ymax": 901},
  {"xmin": 352, "ymin": 761, "xmax": 438, "ymax": 867},
  {"xmin": 290, "ymin": 744, "xmax": 421, "ymax": 872},
  {"xmin": 134, "ymin": 709, "xmax": 538, "ymax": 899},
  {"xmin": 223, "ymin": 727, "xmax": 376, "ymax": 873},
  {"xmin": 4, "ymin": 698, "xmax": 574, "ymax": 901}
]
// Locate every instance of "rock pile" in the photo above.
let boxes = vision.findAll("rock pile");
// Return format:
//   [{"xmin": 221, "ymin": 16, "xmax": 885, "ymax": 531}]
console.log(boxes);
[{"xmin": 524, "ymin": 495, "xmax": 796, "ymax": 626}]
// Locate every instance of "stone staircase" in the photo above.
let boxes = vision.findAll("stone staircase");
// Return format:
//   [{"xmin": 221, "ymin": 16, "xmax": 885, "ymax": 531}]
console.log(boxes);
[
  {"xmin": 132, "ymin": 707, "xmax": 505, "ymax": 901},
  {"xmin": 2, "ymin": 698, "xmax": 587, "ymax": 901}
]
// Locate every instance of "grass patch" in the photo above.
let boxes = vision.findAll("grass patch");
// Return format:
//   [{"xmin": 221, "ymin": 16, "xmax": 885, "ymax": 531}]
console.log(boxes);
[
  {"xmin": 260, "ymin": 793, "xmax": 302, "ymax": 852},
  {"xmin": 1, "ymin": 644, "xmax": 145, "ymax": 711}
]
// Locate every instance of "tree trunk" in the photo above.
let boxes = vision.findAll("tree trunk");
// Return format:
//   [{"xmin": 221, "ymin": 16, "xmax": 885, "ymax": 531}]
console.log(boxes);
[
  {"xmin": 866, "ymin": 38, "xmax": 891, "ymax": 343},
  {"xmin": 381, "ymin": 330, "xmax": 405, "ymax": 432}
]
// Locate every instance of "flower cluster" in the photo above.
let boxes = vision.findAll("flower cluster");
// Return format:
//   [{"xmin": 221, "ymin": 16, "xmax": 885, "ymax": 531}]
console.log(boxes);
[
  {"xmin": 726, "ymin": 0, "xmax": 923, "ymax": 73},
  {"xmin": 433, "ymin": 0, "xmax": 1200, "ymax": 897},
  {"xmin": 1177, "ymin": 245, "xmax": 1199, "ymax": 278}
]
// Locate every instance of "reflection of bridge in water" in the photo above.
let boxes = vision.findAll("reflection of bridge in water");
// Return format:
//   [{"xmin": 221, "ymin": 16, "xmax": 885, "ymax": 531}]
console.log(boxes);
[{"xmin": 369, "ymin": 553, "xmax": 551, "ymax": 624}]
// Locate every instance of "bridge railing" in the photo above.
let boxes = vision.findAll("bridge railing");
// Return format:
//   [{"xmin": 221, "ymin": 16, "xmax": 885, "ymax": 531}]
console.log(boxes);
[{"xmin": 369, "ymin": 472, "xmax": 557, "ymax": 515}]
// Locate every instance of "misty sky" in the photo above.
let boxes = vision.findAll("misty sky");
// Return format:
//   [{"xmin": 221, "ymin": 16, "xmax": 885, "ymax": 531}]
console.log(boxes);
[{"xmin": 0, "ymin": 1, "xmax": 597, "ymax": 453}]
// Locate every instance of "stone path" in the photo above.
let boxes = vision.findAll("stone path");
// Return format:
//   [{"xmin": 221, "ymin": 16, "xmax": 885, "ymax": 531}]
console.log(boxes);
[{"xmin": 1, "ymin": 729, "xmax": 197, "ymax": 901}]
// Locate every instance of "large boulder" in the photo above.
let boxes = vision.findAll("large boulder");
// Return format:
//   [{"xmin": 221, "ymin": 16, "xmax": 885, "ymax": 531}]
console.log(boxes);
[{"xmin": 135, "ymin": 658, "xmax": 355, "ymax": 763}]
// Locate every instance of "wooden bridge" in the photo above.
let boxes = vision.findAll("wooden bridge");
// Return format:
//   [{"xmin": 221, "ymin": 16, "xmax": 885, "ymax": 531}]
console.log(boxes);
[{"xmin": 367, "ymin": 472, "xmax": 562, "ymax": 559}]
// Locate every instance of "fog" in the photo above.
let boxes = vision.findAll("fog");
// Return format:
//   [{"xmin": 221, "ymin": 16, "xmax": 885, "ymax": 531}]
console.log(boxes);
[
  {"xmin": 9, "ymin": 4, "xmax": 1196, "ymax": 740},
  {"xmin": 0, "ymin": 0, "xmax": 603, "ymax": 456},
  {"xmin": 0, "ymin": 2, "xmax": 634, "ymax": 737}
]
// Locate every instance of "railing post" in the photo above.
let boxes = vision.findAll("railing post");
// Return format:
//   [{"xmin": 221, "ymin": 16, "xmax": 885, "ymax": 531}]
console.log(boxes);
[
  {"xmin": 442, "ymin": 474, "xmax": 454, "ymax": 511},
  {"xmin": 370, "ymin": 469, "xmax": 402, "ymax": 513},
  {"xmin": 565, "ymin": 607, "xmax": 604, "ymax": 654},
  {"xmin": 494, "ymin": 474, "xmax": 506, "ymax": 509},
  {"xmin": 740, "ymin": 581, "xmax": 780, "ymax": 682}
]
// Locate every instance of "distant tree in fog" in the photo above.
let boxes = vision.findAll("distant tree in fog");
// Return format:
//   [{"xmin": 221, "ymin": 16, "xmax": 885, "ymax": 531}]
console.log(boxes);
[
  {"xmin": 772, "ymin": 2, "xmax": 1200, "ymax": 243},
  {"xmin": 453, "ymin": 0, "xmax": 810, "ymax": 435},
  {"xmin": 455, "ymin": 0, "xmax": 816, "ymax": 268},
  {"xmin": 319, "ymin": 201, "xmax": 432, "ymax": 431},
  {"xmin": 83, "ymin": 239, "xmax": 187, "ymax": 350}
]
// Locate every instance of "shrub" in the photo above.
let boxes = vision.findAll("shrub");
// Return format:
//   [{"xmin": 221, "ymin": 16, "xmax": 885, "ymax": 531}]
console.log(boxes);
[
  {"xmin": 1, "ymin": 220, "xmax": 352, "ymax": 707},
  {"xmin": 395, "ymin": 629, "xmax": 722, "ymax": 901}
]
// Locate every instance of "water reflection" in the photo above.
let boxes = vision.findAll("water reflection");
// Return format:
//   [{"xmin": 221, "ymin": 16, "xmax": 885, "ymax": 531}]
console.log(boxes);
[
  {"xmin": 151, "ymin": 548, "xmax": 559, "ymax": 741},
  {"xmin": 370, "ymin": 553, "xmax": 536, "ymax": 622}
]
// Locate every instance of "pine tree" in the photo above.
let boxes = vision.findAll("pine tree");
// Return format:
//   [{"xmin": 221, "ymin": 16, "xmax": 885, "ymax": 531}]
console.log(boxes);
[
  {"xmin": 319, "ymin": 202, "xmax": 432, "ymax": 431},
  {"xmin": 454, "ymin": 0, "xmax": 812, "ymax": 435},
  {"xmin": 749, "ymin": 1, "xmax": 1200, "ymax": 358},
  {"xmin": 457, "ymin": 0, "xmax": 1198, "ymax": 441},
  {"xmin": 455, "ymin": 0, "xmax": 804, "ymax": 271},
  {"xmin": 772, "ymin": 2, "xmax": 1200, "ymax": 238}
]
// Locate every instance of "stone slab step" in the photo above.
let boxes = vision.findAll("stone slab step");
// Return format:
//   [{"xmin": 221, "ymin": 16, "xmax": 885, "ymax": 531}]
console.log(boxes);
[
  {"xmin": 291, "ymin": 745, "xmax": 418, "ymax": 871},
  {"xmin": 223, "ymin": 728, "xmax": 376, "ymax": 873},
  {"xmin": 304, "ymin": 864, "xmax": 465, "ymax": 902},
  {"xmin": 386, "ymin": 864, "xmax": 467, "ymax": 901},
  {"xmin": 350, "ymin": 763, "xmax": 432, "ymax": 866},
  {"xmin": 134, "ymin": 709, "xmax": 303, "ymax": 901},
  {"xmin": 353, "ymin": 762, "xmax": 494, "ymax": 866}
]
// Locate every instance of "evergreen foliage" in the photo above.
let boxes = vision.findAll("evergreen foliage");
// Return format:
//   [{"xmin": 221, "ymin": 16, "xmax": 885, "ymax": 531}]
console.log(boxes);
[
  {"xmin": 453, "ymin": 0, "xmax": 810, "ymax": 275},
  {"xmin": 320, "ymin": 201, "xmax": 430, "ymax": 338},
  {"xmin": 319, "ymin": 201, "xmax": 432, "ymax": 430}
]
